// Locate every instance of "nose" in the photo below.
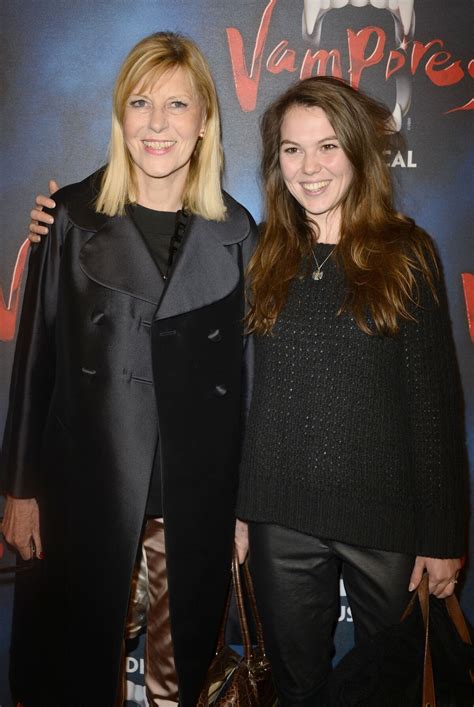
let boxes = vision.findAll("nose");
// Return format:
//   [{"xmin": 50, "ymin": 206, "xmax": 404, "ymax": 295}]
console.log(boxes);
[
  {"xmin": 149, "ymin": 105, "xmax": 168, "ymax": 133},
  {"xmin": 302, "ymin": 152, "xmax": 322, "ymax": 175}
]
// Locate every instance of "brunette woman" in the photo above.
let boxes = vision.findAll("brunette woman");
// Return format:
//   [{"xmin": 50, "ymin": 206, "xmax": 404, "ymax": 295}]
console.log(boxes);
[
  {"xmin": 2, "ymin": 32, "xmax": 256, "ymax": 706},
  {"xmin": 237, "ymin": 77, "xmax": 467, "ymax": 706}
]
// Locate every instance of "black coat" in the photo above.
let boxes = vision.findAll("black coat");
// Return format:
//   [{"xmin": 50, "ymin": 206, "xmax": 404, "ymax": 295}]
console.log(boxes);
[{"xmin": 2, "ymin": 171, "xmax": 258, "ymax": 706}]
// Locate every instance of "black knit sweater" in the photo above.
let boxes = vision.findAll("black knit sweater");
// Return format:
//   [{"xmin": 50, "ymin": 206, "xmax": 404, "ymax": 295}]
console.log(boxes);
[{"xmin": 237, "ymin": 243, "xmax": 467, "ymax": 558}]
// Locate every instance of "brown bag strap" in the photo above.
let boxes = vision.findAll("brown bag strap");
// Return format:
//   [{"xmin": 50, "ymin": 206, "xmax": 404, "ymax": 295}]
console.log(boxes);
[
  {"xmin": 215, "ymin": 547, "xmax": 262, "ymax": 656},
  {"xmin": 400, "ymin": 574, "xmax": 436, "ymax": 707},
  {"xmin": 217, "ymin": 548, "xmax": 269, "ymax": 659},
  {"xmin": 400, "ymin": 571, "xmax": 474, "ymax": 704},
  {"xmin": 417, "ymin": 574, "xmax": 437, "ymax": 707},
  {"xmin": 215, "ymin": 570, "xmax": 234, "ymax": 651},
  {"xmin": 445, "ymin": 593, "xmax": 473, "ymax": 646},
  {"xmin": 242, "ymin": 558, "xmax": 266, "ymax": 653},
  {"xmin": 232, "ymin": 549, "xmax": 253, "ymax": 658}
]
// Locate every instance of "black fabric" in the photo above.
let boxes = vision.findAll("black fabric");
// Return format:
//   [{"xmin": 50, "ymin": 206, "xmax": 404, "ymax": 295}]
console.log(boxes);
[
  {"xmin": 324, "ymin": 593, "xmax": 474, "ymax": 706},
  {"xmin": 130, "ymin": 204, "xmax": 176, "ymax": 278},
  {"xmin": 248, "ymin": 523, "xmax": 414, "ymax": 707},
  {"xmin": 130, "ymin": 205, "xmax": 177, "ymax": 517},
  {"xmin": 238, "ymin": 244, "xmax": 467, "ymax": 558},
  {"xmin": 0, "ymin": 170, "xmax": 259, "ymax": 707}
]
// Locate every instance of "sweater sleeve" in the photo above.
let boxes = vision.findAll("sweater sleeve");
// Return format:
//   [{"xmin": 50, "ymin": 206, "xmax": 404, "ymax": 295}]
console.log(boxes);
[
  {"xmin": 1, "ymin": 199, "xmax": 70, "ymax": 498},
  {"xmin": 401, "ymin": 250, "xmax": 468, "ymax": 558}
]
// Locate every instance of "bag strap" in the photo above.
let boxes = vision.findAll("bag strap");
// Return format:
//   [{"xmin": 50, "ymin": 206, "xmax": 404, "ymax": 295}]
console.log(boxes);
[
  {"xmin": 215, "ymin": 572, "xmax": 234, "ymax": 652},
  {"xmin": 401, "ymin": 572, "xmax": 474, "ymax": 703},
  {"xmin": 232, "ymin": 548, "xmax": 270, "ymax": 659},
  {"xmin": 242, "ymin": 558, "xmax": 267, "ymax": 654},
  {"xmin": 215, "ymin": 547, "xmax": 268, "ymax": 659},
  {"xmin": 232, "ymin": 549, "xmax": 253, "ymax": 658},
  {"xmin": 445, "ymin": 593, "xmax": 473, "ymax": 646},
  {"xmin": 445, "ymin": 591, "xmax": 474, "ymax": 684},
  {"xmin": 400, "ymin": 574, "xmax": 436, "ymax": 707},
  {"xmin": 417, "ymin": 574, "xmax": 437, "ymax": 707}
]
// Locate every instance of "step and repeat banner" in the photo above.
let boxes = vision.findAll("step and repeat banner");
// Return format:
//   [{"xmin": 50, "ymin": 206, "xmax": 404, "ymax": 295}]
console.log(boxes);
[{"xmin": 1, "ymin": 1, "xmax": 473, "ymax": 704}]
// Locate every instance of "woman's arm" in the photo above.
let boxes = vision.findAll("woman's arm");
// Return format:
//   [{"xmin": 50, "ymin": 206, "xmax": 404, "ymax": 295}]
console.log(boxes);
[
  {"xmin": 2, "ymin": 194, "xmax": 69, "ymax": 557},
  {"xmin": 402, "ymin": 245, "xmax": 468, "ymax": 595}
]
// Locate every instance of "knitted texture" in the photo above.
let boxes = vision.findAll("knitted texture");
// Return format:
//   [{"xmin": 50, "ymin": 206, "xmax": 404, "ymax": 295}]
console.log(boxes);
[{"xmin": 237, "ymin": 244, "xmax": 467, "ymax": 557}]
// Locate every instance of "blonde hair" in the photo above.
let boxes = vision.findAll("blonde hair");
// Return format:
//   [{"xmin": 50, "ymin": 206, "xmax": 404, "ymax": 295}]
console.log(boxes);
[
  {"xmin": 248, "ymin": 76, "xmax": 436, "ymax": 336},
  {"xmin": 96, "ymin": 32, "xmax": 226, "ymax": 220}
]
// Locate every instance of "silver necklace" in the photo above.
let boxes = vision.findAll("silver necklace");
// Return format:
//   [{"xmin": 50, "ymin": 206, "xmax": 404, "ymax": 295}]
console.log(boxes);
[{"xmin": 311, "ymin": 245, "xmax": 336, "ymax": 281}]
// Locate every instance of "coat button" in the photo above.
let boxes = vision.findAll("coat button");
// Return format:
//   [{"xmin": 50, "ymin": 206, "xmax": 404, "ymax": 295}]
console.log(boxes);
[
  {"xmin": 91, "ymin": 310, "xmax": 105, "ymax": 325},
  {"xmin": 208, "ymin": 328, "xmax": 222, "ymax": 342},
  {"xmin": 213, "ymin": 384, "xmax": 227, "ymax": 397}
]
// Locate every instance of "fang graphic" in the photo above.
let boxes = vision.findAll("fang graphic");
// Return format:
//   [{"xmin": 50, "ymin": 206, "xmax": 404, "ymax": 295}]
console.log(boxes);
[{"xmin": 302, "ymin": 0, "xmax": 415, "ymax": 129}]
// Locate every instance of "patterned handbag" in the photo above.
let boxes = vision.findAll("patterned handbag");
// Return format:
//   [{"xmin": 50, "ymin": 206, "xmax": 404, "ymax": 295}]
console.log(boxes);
[{"xmin": 197, "ymin": 549, "xmax": 278, "ymax": 706}]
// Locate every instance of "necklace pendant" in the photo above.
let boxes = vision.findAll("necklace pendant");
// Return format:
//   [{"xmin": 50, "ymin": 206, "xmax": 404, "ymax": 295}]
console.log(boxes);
[{"xmin": 312, "ymin": 269, "xmax": 323, "ymax": 281}]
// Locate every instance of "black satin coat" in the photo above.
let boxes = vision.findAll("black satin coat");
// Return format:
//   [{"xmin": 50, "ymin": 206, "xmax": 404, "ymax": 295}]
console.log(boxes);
[{"xmin": 1, "ymin": 171, "xmax": 257, "ymax": 706}]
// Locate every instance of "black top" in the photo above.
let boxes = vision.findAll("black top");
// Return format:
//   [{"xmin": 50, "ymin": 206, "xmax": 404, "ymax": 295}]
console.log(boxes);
[
  {"xmin": 237, "ymin": 243, "xmax": 467, "ymax": 557},
  {"xmin": 130, "ymin": 204, "xmax": 178, "ymax": 516},
  {"xmin": 131, "ymin": 204, "xmax": 177, "ymax": 279}
]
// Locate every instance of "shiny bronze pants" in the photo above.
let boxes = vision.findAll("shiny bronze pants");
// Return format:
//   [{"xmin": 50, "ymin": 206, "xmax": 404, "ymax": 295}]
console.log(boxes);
[{"xmin": 122, "ymin": 518, "xmax": 179, "ymax": 707}]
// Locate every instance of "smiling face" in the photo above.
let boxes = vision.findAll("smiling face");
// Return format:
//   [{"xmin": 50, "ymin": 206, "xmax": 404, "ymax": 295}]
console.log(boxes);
[
  {"xmin": 123, "ymin": 65, "xmax": 206, "ymax": 202},
  {"xmin": 279, "ymin": 105, "xmax": 353, "ymax": 238}
]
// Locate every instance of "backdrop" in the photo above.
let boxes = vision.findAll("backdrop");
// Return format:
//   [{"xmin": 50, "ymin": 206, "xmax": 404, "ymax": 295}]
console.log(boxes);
[{"xmin": 1, "ymin": 1, "xmax": 473, "ymax": 704}]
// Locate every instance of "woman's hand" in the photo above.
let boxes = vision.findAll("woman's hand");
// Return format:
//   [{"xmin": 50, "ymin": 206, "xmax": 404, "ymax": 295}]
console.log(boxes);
[
  {"xmin": 1, "ymin": 495, "xmax": 43, "ymax": 560},
  {"xmin": 234, "ymin": 519, "xmax": 249, "ymax": 564},
  {"xmin": 28, "ymin": 179, "xmax": 60, "ymax": 243},
  {"xmin": 409, "ymin": 555, "xmax": 463, "ymax": 598}
]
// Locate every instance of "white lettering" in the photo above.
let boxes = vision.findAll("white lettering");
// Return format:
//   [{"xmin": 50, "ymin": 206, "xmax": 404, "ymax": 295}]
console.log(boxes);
[
  {"xmin": 338, "ymin": 602, "xmax": 353, "ymax": 622},
  {"xmin": 126, "ymin": 657, "xmax": 139, "ymax": 673},
  {"xmin": 407, "ymin": 150, "xmax": 417, "ymax": 167},
  {"xmin": 391, "ymin": 151, "xmax": 406, "ymax": 167},
  {"xmin": 384, "ymin": 149, "xmax": 417, "ymax": 168}
]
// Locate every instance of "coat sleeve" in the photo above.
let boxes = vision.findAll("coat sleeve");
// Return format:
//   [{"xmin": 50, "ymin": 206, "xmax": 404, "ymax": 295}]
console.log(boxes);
[
  {"xmin": 1, "ymin": 200, "xmax": 71, "ymax": 498},
  {"xmin": 401, "ymin": 249, "xmax": 468, "ymax": 558}
]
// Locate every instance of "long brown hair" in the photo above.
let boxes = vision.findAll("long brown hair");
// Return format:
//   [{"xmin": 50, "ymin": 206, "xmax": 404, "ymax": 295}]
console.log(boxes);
[{"xmin": 247, "ymin": 76, "xmax": 437, "ymax": 335}]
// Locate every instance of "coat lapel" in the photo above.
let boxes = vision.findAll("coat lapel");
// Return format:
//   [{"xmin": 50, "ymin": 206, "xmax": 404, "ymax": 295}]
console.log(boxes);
[
  {"xmin": 79, "ymin": 215, "xmax": 165, "ymax": 305},
  {"xmin": 154, "ymin": 214, "xmax": 241, "ymax": 321},
  {"xmin": 72, "ymin": 176, "xmax": 248, "ymax": 316}
]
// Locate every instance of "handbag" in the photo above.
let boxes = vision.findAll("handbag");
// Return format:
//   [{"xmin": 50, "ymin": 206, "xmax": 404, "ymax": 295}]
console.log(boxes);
[
  {"xmin": 197, "ymin": 549, "xmax": 278, "ymax": 706},
  {"xmin": 325, "ymin": 573, "xmax": 474, "ymax": 707}
]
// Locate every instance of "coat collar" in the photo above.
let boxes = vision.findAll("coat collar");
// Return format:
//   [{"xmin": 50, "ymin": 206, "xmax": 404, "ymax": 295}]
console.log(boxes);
[
  {"xmin": 79, "ymin": 214, "xmax": 166, "ymax": 305},
  {"xmin": 153, "ymin": 210, "xmax": 242, "ymax": 321},
  {"xmin": 69, "ymin": 171, "xmax": 248, "ymax": 316}
]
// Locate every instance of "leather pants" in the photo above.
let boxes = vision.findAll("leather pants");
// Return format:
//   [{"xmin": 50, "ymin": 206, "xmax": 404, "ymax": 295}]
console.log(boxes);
[{"xmin": 248, "ymin": 522, "xmax": 414, "ymax": 707}]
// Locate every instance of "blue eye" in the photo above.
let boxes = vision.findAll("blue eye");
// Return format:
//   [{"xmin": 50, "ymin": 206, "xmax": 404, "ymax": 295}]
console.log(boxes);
[
  {"xmin": 168, "ymin": 100, "xmax": 188, "ymax": 111},
  {"xmin": 129, "ymin": 98, "xmax": 149, "ymax": 109}
]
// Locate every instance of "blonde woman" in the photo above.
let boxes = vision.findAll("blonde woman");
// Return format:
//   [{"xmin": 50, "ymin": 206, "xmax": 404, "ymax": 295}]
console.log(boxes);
[{"xmin": 2, "ymin": 32, "xmax": 256, "ymax": 706}]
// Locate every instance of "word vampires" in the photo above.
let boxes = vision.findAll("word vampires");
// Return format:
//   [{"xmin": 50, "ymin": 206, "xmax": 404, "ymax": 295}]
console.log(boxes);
[{"xmin": 226, "ymin": 0, "xmax": 473, "ymax": 112}]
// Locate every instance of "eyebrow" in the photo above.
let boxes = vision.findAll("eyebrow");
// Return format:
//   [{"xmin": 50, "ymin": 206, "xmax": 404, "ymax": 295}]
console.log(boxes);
[
  {"xmin": 129, "ymin": 90, "xmax": 193, "ymax": 99},
  {"xmin": 280, "ymin": 135, "xmax": 338, "ymax": 147}
]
